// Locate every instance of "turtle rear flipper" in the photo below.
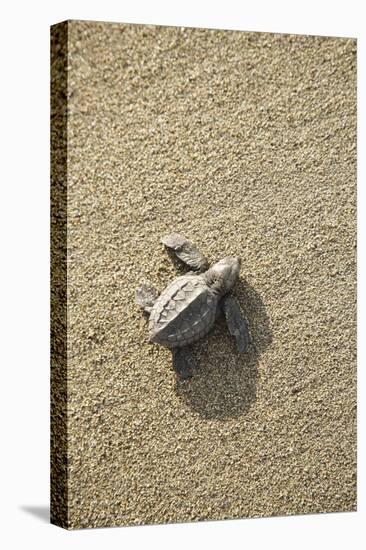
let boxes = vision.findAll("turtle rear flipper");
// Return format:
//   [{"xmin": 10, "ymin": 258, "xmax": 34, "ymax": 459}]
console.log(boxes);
[
  {"xmin": 222, "ymin": 294, "xmax": 250, "ymax": 353},
  {"xmin": 172, "ymin": 347, "xmax": 195, "ymax": 378},
  {"xmin": 161, "ymin": 233, "xmax": 209, "ymax": 272},
  {"xmin": 135, "ymin": 284, "xmax": 159, "ymax": 314}
]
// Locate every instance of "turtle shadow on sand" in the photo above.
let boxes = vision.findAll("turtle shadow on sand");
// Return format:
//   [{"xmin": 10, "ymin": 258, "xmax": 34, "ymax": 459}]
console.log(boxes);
[{"xmin": 175, "ymin": 278, "xmax": 272, "ymax": 420}]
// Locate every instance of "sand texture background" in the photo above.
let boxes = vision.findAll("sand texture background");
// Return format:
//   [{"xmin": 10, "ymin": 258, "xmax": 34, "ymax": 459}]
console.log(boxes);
[{"xmin": 57, "ymin": 21, "xmax": 356, "ymax": 528}]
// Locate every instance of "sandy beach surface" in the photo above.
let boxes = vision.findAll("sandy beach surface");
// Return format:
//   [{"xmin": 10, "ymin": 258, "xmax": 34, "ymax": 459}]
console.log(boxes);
[{"xmin": 64, "ymin": 21, "xmax": 356, "ymax": 528}]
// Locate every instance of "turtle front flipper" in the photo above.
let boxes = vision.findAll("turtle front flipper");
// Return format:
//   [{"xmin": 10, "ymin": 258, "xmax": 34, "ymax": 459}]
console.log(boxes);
[
  {"xmin": 161, "ymin": 234, "xmax": 209, "ymax": 272},
  {"xmin": 135, "ymin": 284, "xmax": 159, "ymax": 315},
  {"xmin": 222, "ymin": 294, "xmax": 250, "ymax": 353},
  {"xmin": 172, "ymin": 347, "xmax": 195, "ymax": 379}
]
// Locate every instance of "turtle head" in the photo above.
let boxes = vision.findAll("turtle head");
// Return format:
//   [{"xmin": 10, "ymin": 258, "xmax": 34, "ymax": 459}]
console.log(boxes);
[{"xmin": 206, "ymin": 256, "xmax": 241, "ymax": 295}]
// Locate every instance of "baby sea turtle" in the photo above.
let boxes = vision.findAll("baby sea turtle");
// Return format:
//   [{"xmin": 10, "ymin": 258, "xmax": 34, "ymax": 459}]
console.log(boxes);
[{"xmin": 136, "ymin": 234, "xmax": 250, "ymax": 378}]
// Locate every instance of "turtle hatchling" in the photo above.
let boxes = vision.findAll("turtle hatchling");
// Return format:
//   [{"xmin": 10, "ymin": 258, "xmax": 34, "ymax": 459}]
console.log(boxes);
[{"xmin": 135, "ymin": 234, "xmax": 250, "ymax": 378}]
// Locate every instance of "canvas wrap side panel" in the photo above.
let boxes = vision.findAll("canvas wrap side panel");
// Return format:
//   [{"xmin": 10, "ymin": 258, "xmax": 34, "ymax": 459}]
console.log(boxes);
[{"xmin": 50, "ymin": 20, "xmax": 68, "ymax": 530}]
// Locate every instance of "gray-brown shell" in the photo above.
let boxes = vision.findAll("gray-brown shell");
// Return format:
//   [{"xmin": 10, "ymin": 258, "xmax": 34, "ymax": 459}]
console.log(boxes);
[{"xmin": 149, "ymin": 274, "xmax": 219, "ymax": 348}]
